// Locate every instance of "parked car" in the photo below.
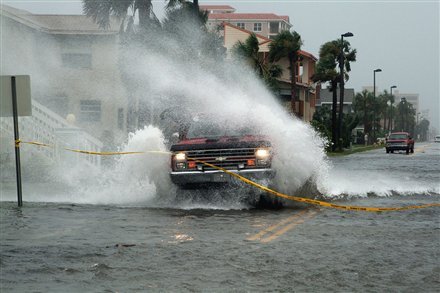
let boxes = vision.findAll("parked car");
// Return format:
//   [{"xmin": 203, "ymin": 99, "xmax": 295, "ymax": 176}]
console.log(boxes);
[
  {"xmin": 385, "ymin": 132, "xmax": 415, "ymax": 154},
  {"xmin": 434, "ymin": 135, "xmax": 440, "ymax": 143}
]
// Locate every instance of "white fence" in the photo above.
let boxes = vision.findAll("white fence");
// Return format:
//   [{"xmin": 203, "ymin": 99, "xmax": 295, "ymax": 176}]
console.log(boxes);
[{"xmin": 1, "ymin": 100, "xmax": 102, "ymax": 167}]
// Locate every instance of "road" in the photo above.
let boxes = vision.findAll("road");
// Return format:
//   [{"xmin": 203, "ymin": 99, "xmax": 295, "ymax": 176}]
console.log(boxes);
[{"xmin": 1, "ymin": 143, "xmax": 439, "ymax": 292}]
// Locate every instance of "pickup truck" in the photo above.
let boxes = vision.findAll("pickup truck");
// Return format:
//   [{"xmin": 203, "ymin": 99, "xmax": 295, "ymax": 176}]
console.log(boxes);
[
  {"xmin": 385, "ymin": 132, "xmax": 415, "ymax": 154},
  {"xmin": 169, "ymin": 115, "xmax": 274, "ymax": 187}
]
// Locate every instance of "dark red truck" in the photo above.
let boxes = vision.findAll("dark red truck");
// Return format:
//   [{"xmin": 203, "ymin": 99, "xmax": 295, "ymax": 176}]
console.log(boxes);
[
  {"xmin": 385, "ymin": 132, "xmax": 415, "ymax": 154},
  {"xmin": 169, "ymin": 116, "xmax": 274, "ymax": 186}
]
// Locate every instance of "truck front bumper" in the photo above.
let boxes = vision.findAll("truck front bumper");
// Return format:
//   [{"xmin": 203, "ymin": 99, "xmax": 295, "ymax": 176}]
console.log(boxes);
[
  {"xmin": 170, "ymin": 169, "xmax": 274, "ymax": 185},
  {"xmin": 386, "ymin": 144, "xmax": 409, "ymax": 151}
]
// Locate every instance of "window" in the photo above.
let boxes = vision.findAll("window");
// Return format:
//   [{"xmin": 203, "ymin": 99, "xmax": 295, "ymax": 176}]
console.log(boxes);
[
  {"xmin": 80, "ymin": 100, "xmax": 101, "ymax": 122},
  {"xmin": 59, "ymin": 36, "xmax": 92, "ymax": 69},
  {"xmin": 270, "ymin": 22, "xmax": 279, "ymax": 34},
  {"xmin": 62, "ymin": 53, "xmax": 92, "ymax": 69},
  {"xmin": 253, "ymin": 23, "xmax": 262, "ymax": 32},
  {"xmin": 236, "ymin": 22, "xmax": 245, "ymax": 29}
]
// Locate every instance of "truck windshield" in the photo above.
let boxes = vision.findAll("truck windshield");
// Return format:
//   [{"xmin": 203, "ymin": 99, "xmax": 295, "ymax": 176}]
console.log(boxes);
[
  {"xmin": 389, "ymin": 134, "xmax": 407, "ymax": 140},
  {"xmin": 186, "ymin": 119, "xmax": 258, "ymax": 139}
]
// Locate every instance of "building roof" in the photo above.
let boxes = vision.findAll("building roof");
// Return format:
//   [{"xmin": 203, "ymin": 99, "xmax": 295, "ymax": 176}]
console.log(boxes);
[
  {"xmin": 319, "ymin": 88, "xmax": 355, "ymax": 104},
  {"xmin": 298, "ymin": 50, "xmax": 317, "ymax": 61},
  {"xmin": 1, "ymin": 4, "xmax": 121, "ymax": 35},
  {"xmin": 209, "ymin": 13, "xmax": 290, "ymax": 23}
]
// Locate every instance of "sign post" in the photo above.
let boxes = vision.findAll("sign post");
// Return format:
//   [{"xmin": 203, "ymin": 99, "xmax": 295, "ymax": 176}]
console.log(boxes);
[
  {"xmin": 11, "ymin": 77, "xmax": 23, "ymax": 206},
  {"xmin": 1, "ymin": 75, "xmax": 31, "ymax": 207}
]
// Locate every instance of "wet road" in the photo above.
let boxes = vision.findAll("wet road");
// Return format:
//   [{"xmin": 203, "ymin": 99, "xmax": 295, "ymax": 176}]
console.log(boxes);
[{"xmin": 1, "ymin": 143, "xmax": 439, "ymax": 292}]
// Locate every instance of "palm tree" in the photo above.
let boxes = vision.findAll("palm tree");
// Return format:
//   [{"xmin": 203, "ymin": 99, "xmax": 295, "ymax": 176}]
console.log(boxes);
[
  {"xmin": 166, "ymin": 0, "xmax": 204, "ymax": 24},
  {"xmin": 312, "ymin": 39, "xmax": 356, "ymax": 150},
  {"xmin": 387, "ymin": 94, "xmax": 395, "ymax": 131},
  {"xmin": 82, "ymin": 0, "xmax": 211, "ymax": 131},
  {"xmin": 377, "ymin": 91, "xmax": 390, "ymax": 136},
  {"xmin": 353, "ymin": 90, "xmax": 375, "ymax": 144},
  {"xmin": 83, "ymin": 0, "xmax": 155, "ymax": 30},
  {"xmin": 232, "ymin": 33, "xmax": 282, "ymax": 91},
  {"xmin": 268, "ymin": 31, "xmax": 302, "ymax": 114},
  {"xmin": 395, "ymin": 99, "xmax": 416, "ymax": 133},
  {"xmin": 311, "ymin": 106, "xmax": 332, "ymax": 149}
]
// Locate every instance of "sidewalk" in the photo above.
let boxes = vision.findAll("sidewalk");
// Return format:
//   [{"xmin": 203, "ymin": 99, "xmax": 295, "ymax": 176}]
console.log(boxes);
[{"xmin": 327, "ymin": 144, "xmax": 384, "ymax": 157}]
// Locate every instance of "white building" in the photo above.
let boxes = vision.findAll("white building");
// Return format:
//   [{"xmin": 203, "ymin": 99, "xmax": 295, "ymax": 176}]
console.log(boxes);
[
  {"xmin": 393, "ymin": 91, "xmax": 420, "ymax": 114},
  {"xmin": 1, "ymin": 5, "xmax": 127, "ymax": 144}
]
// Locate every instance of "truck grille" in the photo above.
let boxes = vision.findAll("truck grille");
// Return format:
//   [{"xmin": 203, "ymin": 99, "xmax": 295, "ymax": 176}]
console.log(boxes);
[{"xmin": 186, "ymin": 148, "xmax": 261, "ymax": 170}]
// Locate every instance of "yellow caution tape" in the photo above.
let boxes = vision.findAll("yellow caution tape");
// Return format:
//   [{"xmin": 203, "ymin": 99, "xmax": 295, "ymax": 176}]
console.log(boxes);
[
  {"xmin": 18, "ymin": 140, "xmax": 52, "ymax": 148},
  {"xmin": 17, "ymin": 140, "xmax": 171, "ymax": 156},
  {"xmin": 187, "ymin": 158, "xmax": 440, "ymax": 212},
  {"xmin": 16, "ymin": 140, "xmax": 440, "ymax": 212},
  {"xmin": 64, "ymin": 148, "xmax": 146, "ymax": 156}
]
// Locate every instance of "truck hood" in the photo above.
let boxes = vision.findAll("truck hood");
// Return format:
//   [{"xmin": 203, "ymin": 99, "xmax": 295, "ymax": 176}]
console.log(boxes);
[{"xmin": 170, "ymin": 135, "xmax": 271, "ymax": 152}]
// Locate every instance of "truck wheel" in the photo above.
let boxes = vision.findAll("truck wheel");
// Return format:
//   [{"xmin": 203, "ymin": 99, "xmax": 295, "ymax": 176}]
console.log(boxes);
[
  {"xmin": 386, "ymin": 148, "xmax": 389, "ymax": 153},
  {"xmin": 391, "ymin": 150, "xmax": 394, "ymax": 153}
]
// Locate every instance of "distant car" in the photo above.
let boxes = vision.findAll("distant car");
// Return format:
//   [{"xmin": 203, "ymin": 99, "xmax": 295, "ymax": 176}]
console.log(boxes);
[
  {"xmin": 385, "ymin": 132, "xmax": 414, "ymax": 154},
  {"xmin": 435, "ymin": 135, "xmax": 440, "ymax": 143}
]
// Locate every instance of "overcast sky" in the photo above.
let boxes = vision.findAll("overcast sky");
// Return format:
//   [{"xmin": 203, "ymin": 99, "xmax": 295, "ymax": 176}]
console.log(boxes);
[{"xmin": 3, "ymin": 0, "xmax": 439, "ymax": 129}]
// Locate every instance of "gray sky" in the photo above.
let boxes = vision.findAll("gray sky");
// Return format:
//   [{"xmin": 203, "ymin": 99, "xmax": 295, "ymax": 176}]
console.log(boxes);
[{"xmin": 3, "ymin": 0, "xmax": 440, "ymax": 129}]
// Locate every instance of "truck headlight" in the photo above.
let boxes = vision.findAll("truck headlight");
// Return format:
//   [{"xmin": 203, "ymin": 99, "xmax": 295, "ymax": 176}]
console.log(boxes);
[
  {"xmin": 255, "ymin": 148, "xmax": 270, "ymax": 159},
  {"xmin": 255, "ymin": 148, "xmax": 271, "ymax": 167},
  {"xmin": 174, "ymin": 152, "xmax": 186, "ymax": 161}
]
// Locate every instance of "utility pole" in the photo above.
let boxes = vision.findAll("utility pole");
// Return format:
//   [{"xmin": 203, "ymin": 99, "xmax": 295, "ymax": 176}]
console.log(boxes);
[
  {"xmin": 337, "ymin": 32, "xmax": 354, "ymax": 150},
  {"xmin": 373, "ymin": 68, "xmax": 382, "ymax": 143}
]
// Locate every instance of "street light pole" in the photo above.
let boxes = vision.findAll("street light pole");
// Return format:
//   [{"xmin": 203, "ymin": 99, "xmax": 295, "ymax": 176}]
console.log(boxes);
[
  {"xmin": 373, "ymin": 68, "xmax": 382, "ymax": 143},
  {"xmin": 338, "ymin": 32, "xmax": 353, "ymax": 150},
  {"xmin": 389, "ymin": 85, "xmax": 397, "ymax": 132}
]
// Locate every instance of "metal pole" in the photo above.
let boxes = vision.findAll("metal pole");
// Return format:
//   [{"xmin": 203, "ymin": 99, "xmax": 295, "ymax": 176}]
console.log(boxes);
[
  {"xmin": 11, "ymin": 76, "xmax": 23, "ymax": 207},
  {"xmin": 390, "ymin": 86, "xmax": 393, "ymax": 132},
  {"xmin": 373, "ymin": 71, "xmax": 376, "ymax": 143},
  {"xmin": 338, "ymin": 35, "xmax": 345, "ymax": 151},
  {"xmin": 372, "ymin": 68, "xmax": 382, "ymax": 143}
]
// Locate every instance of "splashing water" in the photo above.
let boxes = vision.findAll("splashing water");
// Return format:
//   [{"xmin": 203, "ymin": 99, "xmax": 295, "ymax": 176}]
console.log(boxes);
[{"xmin": 2, "ymin": 14, "xmax": 436, "ymax": 209}]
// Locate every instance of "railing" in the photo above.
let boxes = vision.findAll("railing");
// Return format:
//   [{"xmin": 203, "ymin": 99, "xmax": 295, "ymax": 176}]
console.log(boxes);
[{"xmin": 0, "ymin": 99, "xmax": 102, "ymax": 167}]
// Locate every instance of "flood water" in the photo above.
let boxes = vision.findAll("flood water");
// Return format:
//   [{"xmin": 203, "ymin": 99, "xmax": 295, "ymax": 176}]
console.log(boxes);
[{"xmin": 1, "ymin": 143, "xmax": 439, "ymax": 292}]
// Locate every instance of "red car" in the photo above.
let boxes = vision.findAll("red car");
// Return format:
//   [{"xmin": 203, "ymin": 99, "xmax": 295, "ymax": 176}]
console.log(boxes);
[{"xmin": 385, "ymin": 132, "xmax": 415, "ymax": 154}]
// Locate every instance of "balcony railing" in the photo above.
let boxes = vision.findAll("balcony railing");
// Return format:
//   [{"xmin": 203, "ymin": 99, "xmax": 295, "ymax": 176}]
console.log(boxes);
[{"xmin": 0, "ymin": 99, "xmax": 102, "ymax": 167}]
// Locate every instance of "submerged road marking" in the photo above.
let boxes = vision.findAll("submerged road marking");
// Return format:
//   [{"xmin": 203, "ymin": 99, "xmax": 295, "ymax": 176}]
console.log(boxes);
[
  {"xmin": 247, "ymin": 209, "xmax": 318, "ymax": 243},
  {"xmin": 414, "ymin": 145, "xmax": 428, "ymax": 153},
  {"xmin": 260, "ymin": 211, "xmax": 318, "ymax": 243},
  {"xmin": 247, "ymin": 210, "xmax": 309, "ymax": 241}
]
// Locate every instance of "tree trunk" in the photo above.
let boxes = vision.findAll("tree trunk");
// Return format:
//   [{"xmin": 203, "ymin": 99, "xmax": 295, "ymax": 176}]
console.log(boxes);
[
  {"xmin": 136, "ymin": 0, "xmax": 152, "ymax": 29},
  {"xmin": 364, "ymin": 96, "xmax": 368, "ymax": 144},
  {"xmin": 331, "ymin": 81, "xmax": 338, "ymax": 151},
  {"xmin": 193, "ymin": 0, "xmax": 199, "ymax": 19}
]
